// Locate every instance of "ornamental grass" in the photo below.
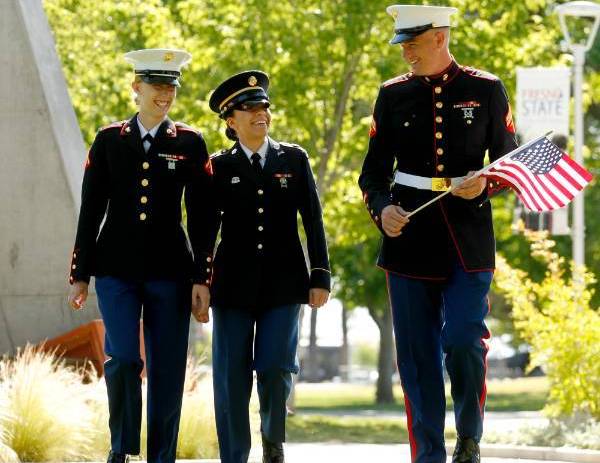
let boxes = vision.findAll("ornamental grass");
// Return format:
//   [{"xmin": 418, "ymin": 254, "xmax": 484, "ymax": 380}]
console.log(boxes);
[{"xmin": 0, "ymin": 346, "xmax": 220, "ymax": 461}]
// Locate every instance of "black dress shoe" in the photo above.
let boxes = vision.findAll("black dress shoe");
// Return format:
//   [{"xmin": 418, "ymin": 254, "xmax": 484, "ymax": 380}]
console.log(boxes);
[
  {"xmin": 452, "ymin": 437, "xmax": 480, "ymax": 463},
  {"xmin": 262, "ymin": 434, "xmax": 284, "ymax": 463},
  {"xmin": 107, "ymin": 451, "xmax": 130, "ymax": 463}
]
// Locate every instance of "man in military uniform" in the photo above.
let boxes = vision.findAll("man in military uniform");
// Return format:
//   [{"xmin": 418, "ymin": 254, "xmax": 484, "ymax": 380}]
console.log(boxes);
[
  {"xmin": 198, "ymin": 70, "xmax": 331, "ymax": 463},
  {"xmin": 67, "ymin": 49, "xmax": 214, "ymax": 463},
  {"xmin": 358, "ymin": 5, "xmax": 517, "ymax": 463}
]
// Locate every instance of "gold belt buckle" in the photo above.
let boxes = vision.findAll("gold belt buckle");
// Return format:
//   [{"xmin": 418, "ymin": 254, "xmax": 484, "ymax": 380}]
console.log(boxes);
[{"xmin": 431, "ymin": 177, "xmax": 451, "ymax": 191}]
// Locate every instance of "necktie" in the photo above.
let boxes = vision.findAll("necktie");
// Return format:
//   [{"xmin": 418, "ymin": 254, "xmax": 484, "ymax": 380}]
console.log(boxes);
[
  {"xmin": 142, "ymin": 133, "xmax": 153, "ymax": 152},
  {"xmin": 251, "ymin": 152, "xmax": 263, "ymax": 175}
]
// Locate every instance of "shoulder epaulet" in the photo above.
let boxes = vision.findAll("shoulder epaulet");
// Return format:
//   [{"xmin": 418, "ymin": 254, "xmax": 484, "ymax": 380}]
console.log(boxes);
[
  {"xmin": 174, "ymin": 122, "xmax": 200, "ymax": 135},
  {"xmin": 210, "ymin": 149, "xmax": 228, "ymax": 159},
  {"xmin": 279, "ymin": 141, "xmax": 308, "ymax": 157},
  {"xmin": 460, "ymin": 66, "xmax": 499, "ymax": 81},
  {"xmin": 382, "ymin": 72, "xmax": 414, "ymax": 88},
  {"xmin": 99, "ymin": 120, "xmax": 127, "ymax": 132}
]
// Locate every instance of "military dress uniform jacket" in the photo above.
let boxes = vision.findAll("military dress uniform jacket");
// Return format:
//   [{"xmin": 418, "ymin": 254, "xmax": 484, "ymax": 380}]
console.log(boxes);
[
  {"xmin": 201, "ymin": 138, "xmax": 331, "ymax": 310},
  {"xmin": 359, "ymin": 60, "xmax": 517, "ymax": 279},
  {"xmin": 69, "ymin": 115, "xmax": 214, "ymax": 285}
]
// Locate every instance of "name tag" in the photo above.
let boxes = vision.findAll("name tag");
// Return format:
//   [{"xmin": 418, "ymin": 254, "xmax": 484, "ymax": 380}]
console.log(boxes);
[{"xmin": 158, "ymin": 153, "xmax": 188, "ymax": 170}]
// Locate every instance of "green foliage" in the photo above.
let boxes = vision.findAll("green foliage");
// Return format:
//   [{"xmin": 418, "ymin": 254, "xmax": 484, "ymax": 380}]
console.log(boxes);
[
  {"xmin": 352, "ymin": 342, "xmax": 378, "ymax": 368},
  {"xmin": 495, "ymin": 226, "xmax": 600, "ymax": 419},
  {"xmin": 43, "ymin": 0, "xmax": 600, "ymax": 361},
  {"xmin": 0, "ymin": 347, "xmax": 219, "ymax": 460},
  {"xmin": 486, "ymin": 416, "xmax": 600, "ymax": 450}
]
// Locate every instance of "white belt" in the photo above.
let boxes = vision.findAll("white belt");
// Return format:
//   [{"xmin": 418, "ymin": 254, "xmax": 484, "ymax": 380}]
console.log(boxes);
[{"xmin": 393, "ymin": 171, "xmax": 466, "ymax": 192}]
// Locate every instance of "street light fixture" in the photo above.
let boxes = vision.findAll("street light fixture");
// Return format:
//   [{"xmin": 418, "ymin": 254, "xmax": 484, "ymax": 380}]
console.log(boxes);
[{"xmin": 555, "ymin": 1, "xmax": 600, "ymax": 267}]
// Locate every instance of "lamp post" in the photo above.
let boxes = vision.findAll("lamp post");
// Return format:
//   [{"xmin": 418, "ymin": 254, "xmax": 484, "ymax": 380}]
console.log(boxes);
[{"xmin": 555, "ymin": 1, "xmax": 600, "ymax": 267}]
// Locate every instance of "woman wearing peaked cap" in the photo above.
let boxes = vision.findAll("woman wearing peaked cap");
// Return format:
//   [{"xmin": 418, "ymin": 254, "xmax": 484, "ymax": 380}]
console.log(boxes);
[
  {"xmin": 197, "ymin": 70, "xmax": 331, "ymax": 463},
  {"xmin": 67, "ymin": 48, "xmax": 214, "ymax": 463}
]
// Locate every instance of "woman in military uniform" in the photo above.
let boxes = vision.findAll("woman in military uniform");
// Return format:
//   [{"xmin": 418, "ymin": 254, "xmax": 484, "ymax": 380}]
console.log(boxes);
[
  {"xmin": 67, "ymin": 49, "xmax": 213, "ymax": 463},
  {"xmin": 199, "ymin": 70, "xmax": 331, "ymax": 463}
]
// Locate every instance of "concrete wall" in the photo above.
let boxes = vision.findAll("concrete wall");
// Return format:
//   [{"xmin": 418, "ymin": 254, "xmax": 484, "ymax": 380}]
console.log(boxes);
[{"xmin": 0, "ymin": 0, "xmax": 99, "ymax": 354}]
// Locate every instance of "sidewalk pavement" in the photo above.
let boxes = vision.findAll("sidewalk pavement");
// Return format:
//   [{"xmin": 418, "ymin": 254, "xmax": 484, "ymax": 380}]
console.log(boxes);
[{"xmin": 273, "ymin": 443, "xmax": 600, "ymax": 463}]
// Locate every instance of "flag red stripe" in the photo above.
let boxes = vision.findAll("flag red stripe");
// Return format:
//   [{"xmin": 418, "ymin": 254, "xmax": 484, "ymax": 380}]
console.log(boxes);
[
  {"xmin": 505, "ymin": 161, "xmax": 561, "ymax": 209},
  {"xmin": 539, "ymin": 173, "xmax": 572, "ymax": 204},
  {"xmin": 487, "ymin": 171, "xmax": 543, "ymax": 211},
  {"xmin": 561, "ymin": 154, "xmax": 593, "ymax": 182},
  {"xmin": 554, "ymin": 164, "xmax": 584, "ymax": 192},
  {"xmin": 490, "ymin": 163, "xmax": 551, "ymax": 209}
]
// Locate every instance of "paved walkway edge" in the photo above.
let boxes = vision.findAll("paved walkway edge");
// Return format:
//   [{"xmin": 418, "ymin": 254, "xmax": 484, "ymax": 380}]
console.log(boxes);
[
  {"xmin": 470, "ymin": 444, "xmax": 600, "ymax": 462},
  {"xmin": 64, "ymin": 444, "xmax": 600, "ymax": 463}
]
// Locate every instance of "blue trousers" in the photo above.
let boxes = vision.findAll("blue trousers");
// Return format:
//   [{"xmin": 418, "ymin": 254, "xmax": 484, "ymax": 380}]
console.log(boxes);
[
  {"xmin": 212, "ymin": 304, "xmax": 300, "ymax": 463},
  {"xmin": 387, "ymin": 264, "xmax": 492, "ymax": 463},
  {"xmin": 95, "ymin": 276, "xmax": 191, "ymax": 463}
]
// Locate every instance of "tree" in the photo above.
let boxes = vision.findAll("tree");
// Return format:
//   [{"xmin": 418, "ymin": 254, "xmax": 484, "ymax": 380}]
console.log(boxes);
[{"xmin": 44, "ymin": 0, "xmax": 599, "ymax": 405}]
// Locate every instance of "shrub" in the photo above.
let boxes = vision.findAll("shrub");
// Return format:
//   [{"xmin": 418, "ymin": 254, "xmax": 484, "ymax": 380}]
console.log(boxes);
[
  {"xmin": 0, "ymin": 346, "xmax": 99, "ymax": 461},
  {"xmin": 0, "ymin": 347, "xmax": 221, "ymax": 461},
  {"xmin": 494, "ymin": 227, "xmax": 600, "ymax": 419}
]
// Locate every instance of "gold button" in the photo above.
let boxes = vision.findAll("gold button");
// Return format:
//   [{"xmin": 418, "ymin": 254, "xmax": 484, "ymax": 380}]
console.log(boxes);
[
  {"xmin": 435, "ymin": 132, "xmax": 443, "ymax": 139},
  {"xmin": 425, "ymin": 77, "xmax": 431, "ymax": 82},
  {"xmin": 435, "ymin": 116, "xmax": 443, "ymax": 123},
  {"xmin": 206, "ymin": 257, "xmax": 212, "ymax": 262},
  {"xmin": 404, "ymin": 121, "xmax": 410, "ymax": 127},
  {"xmin": 73, "ymin": 253, "xmax": 77, "ymax": 258},
  {"xmin": 140, "ymin": 213, "xmax": 147, "ymax": 221},
  {"xmin": 443, "ymin": 74, "xmax": 448, "ymax": 81},
  {"xmin": 258, "ymin": 208, "xmax": 264, "ymax": 213},
  {"xmin": 140, "ymin": 196, "xmax": 148, "ymax": 204},
  {"xmin": 257, "ymin": 244, "xmax": 263, "ymax": 249},
  {"xmin": 437, "ymin": 164, "xmax": 445, "ymax": 172},
  {"xmin": 142, "ymin": 162, "xmax": 150, "ymax": 170},
  {"xmin": 258, "ymin": 189, "xmax": 264, "ymax": 195},
  {"xmin": 141, "ymin": 179, "xmax": 149, "ymax": 187},
  {"xmin": 467, "ymin": 119, "xmax": 473, "ymax": 125},
  {"xmin": 258, "ymin": 226, "xmax": 264, "ymax": 231},
  {"xmin": 71, "ymin": 264, "xmax": 76, "ymax": 269},
  {"xmin": 207, "ymin": 267, "xmax": 211, "ymax": 272},
  {"xmin": 436, "ymin": 148, "xmax": 444, "ymax": 155},
  {"xmin": 206, "ymin": 279, "xmax": 210, "ymax": 284},
  {"xmin": 435, "ymin": 87, "xmax": 442, "ymax": 94},
  {"xmin": 436, "ymin": 102, "xmax": 443, "ymax": 109}
]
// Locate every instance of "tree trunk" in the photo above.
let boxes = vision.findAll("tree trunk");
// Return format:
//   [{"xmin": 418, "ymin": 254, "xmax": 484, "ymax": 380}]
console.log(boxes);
[
  {"xmin": 341, "ymin": 307, "xmax": 349, "ymax": 381},
  {"xmin": 305, "ymin": 308, "xmax": 320, "ymax": 382},
  {"xmin": 369, "ymin": 305, "xmax": 396, "ymax": 404}
]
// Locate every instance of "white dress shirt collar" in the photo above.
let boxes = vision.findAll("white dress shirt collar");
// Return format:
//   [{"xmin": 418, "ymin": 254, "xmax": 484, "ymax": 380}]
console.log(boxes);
[{"xmin": 239, "ymin": 138, "xmax": 269, "ymax": 166}]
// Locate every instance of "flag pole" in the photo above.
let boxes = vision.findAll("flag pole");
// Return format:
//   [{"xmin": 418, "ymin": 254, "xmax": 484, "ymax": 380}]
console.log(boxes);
[{"xmin": 405, "ymin": 131, "xmax": 552, "ymax": 219}]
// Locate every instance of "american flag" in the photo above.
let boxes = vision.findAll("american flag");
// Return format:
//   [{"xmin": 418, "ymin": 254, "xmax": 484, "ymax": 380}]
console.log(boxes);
[{"xmin": 480, "ymin": 136, "xmax": 593, "ymax": 212}]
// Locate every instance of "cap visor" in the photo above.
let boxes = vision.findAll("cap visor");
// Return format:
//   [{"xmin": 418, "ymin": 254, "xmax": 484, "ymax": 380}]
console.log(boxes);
[
  {"xmin": 140, "ymin": 75, "xmax": 181, "ymax": 87},
  {"xmin": 239, "ymin": 99, "xmax": 270, "ymax": 108},
  {"xmin": 389, "ymin": 32, "xmax": 418, "ymax": 45}
]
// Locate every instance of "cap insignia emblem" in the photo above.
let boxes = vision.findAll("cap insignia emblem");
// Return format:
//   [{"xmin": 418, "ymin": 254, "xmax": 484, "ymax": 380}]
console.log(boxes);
[
  {"xmin": 163, "ymin": 52, "xmax": 174, "ymax": 62},
  {"xmin": 248, "ymin": 75, "xmax": 258, "ymax": 86}
]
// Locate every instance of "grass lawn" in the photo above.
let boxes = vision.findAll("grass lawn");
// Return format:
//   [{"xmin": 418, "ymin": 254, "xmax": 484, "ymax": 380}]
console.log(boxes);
[
  {"xmin": 293, "ymin": 376, "xmax": 548, "ymax": 413},
  {"xmin": 287, "ymin": 415, "xmax": 457, "ymax": 444},
  {"xmin": 287, "ymin": 377, "xmax": 548, "ymax": 443}
]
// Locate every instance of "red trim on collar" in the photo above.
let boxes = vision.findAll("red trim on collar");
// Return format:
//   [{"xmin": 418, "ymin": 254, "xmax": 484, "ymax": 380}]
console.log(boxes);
[
  {"xmin": 119, "ymin": 122, "xmax": 131, "ymax": 136},
  {"xmin": 460, "ymin": 66, "xmax": 498, "ymax": 81},
  {"xmin": 383, "ymin": 72, "xmax": 414, "ymax": 88}
]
